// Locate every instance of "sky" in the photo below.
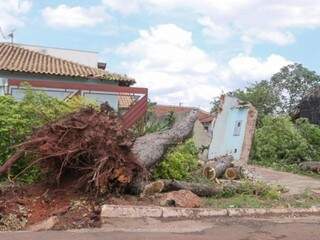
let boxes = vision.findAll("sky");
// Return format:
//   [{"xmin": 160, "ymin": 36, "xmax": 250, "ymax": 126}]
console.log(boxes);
[{"xmin": 1, "ymin": 0, "xmax": 320, "ymax": 110}]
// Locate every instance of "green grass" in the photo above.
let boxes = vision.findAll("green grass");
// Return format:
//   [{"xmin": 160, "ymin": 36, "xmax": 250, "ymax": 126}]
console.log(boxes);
[{"xmin": 205, "ymin": 188, "xmax": 320, "ymax": 209}]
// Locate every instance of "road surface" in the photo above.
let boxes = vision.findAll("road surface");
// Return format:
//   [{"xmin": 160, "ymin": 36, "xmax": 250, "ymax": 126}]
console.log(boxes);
[
  {"xmin": 1, "ymin": 216, "xmax": 320, "ymax": 240},
  {"xmin": 249, "ymin": 165, "xmax": 320, "ymax": 195}
]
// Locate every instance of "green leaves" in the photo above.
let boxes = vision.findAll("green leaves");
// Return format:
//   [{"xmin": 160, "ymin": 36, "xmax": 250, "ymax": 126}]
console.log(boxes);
[
  {"xmin": 0, "ymin": 88, "xmax": 97, "ymax": 182},
  {"xmin": 251, "ymin": 116, "xmax": 320, "ymax": 167},
  {"xmin": 153, "ymin": 139, "xmax": 199, "ymax": 180},
  {"xmin": 233, "ymin": 80, "xmax": 281, "ymax": 125},
  {"xmin": 271, "ymin": 63, "xmax": 320, "ymax": 114}
]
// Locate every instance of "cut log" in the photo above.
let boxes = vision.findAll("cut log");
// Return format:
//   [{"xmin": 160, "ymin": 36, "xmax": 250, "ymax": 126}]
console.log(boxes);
[
  {"xmin": 161, "ymin": 180, "xmax": 221, "ymax": 197},
  {"xmin": 299, "ymin": 161, "xmax": 320, "ymax": 173},
  {"xmin": 132, "ymin": 110, "xmax": 199, "ymax": 169},
  {"xmin": 203, "ymin": 155, "xmax": 234, "ymax": 179},
  {"xmin": 141, "ymin": 179, "xmax": 242, "ymax": 197},
  {"xmin": 224, "ymin": 167, "xmax": 241, "ymax": 180},
  {"xmin": 142, "ymin": 179, "xmax": 221, "ymax": 197}
]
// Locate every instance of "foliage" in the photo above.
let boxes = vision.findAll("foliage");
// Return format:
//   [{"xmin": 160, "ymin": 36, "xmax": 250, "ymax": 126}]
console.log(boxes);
[
  {"xmin": 210, "ymin": 96, "xmax": 221, "ymax": 114},
  {"xmin": 251, "ymin": 116, "xmax": 313, "ymax": 165},
  {"xmin": 271, "ymin": 63, "xmax": 320, "ymax": 114},
  {"xmin": 205, "ymin": 180, "xmax": 285, "ymax": 209},
  {"xmin": 251, "ymin": 116, "xmax": 320, "ymax": 174},
  {"xmin": 295, "ymin": 118, "xmax": 320, "ymax": 160},
  {"xmin": 219, "ymin": 180, "xmax": 282, "ymax": 200},
  {"xmin": 133, "ymin": 101, "xmax": 176, "ymax": 136},
  {"xmin": 205, "ymin": 189, "xmax": 320, "ymax": 209},
  {"xmin": 0, "ymin": 88, "xmax": 96, "ymax": 182},
  {"xmin": 153, "ymin": 139, "xmax": 199, "ymax": 181},
  {"xmin": 233, "ymin": 80, "xmax": 281, "ymax": 125}
]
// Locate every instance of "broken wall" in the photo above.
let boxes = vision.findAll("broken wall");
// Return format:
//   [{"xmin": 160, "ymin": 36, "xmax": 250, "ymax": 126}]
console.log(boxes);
[{"xmin": 208, "ymin": 95, "xmax": 257, "ymax": 165}]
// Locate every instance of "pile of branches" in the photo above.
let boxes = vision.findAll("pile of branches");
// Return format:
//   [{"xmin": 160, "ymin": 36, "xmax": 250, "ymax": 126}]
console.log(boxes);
[{"xmin": 0, "ymin": 105, "xmax": 144, "ymax": 195}]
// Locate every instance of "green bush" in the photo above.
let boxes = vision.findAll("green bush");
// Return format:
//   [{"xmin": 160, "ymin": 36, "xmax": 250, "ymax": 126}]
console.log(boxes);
[
  {"xmin": 153, "ymin": 139, "xmax": 199, "ymax": 180},
  {"xmin": 0, "ymin": 88, "xmax": 96, "ymax": 182},
  {"xmin": 295, "ymin": 118, "xmax": 320, "ymax": 161},
  {"xmin": 251, "ymin": 116, "xmax": 313, "ymax": 165}
]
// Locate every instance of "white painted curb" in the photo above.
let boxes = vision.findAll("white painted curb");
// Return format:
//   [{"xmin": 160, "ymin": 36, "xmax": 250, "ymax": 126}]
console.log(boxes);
[{"xmin": 101, "ymin": 205, "xmax": 320, "ymax": 220}]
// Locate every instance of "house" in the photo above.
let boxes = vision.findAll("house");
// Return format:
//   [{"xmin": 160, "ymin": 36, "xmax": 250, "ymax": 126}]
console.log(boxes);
[
  {"xmin": 208, "ymin": 95, "xmax": 257, "ymax": 164},
  {"xmin": 153, "ymin": 104, "xmax": 215, "ymax": 130},
  {"xmin": 0, "ymin": 42, "xmax": 148, "ymax": 128}
]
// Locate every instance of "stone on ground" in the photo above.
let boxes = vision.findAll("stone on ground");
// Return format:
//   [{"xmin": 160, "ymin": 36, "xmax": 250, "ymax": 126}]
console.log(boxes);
[{"xmin": 159, "ymin": 190, "xmax": 202, "ymax": 208}]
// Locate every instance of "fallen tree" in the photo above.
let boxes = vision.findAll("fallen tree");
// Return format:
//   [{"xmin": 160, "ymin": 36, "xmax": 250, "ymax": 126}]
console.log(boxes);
[
  {"xmin": 142, "ymin": 179, "xmax": 241, "ymax": 197},
  {"xmin": 0, "ymin": 106, "xmax": 144, "ymax": 194},
  {"xmin": 0, "ymin": 107, "xmax": 199, "ymax": 195},
  {"xmin": 132, "ymin": 110, "xmax": 199, "ymax": 169}
]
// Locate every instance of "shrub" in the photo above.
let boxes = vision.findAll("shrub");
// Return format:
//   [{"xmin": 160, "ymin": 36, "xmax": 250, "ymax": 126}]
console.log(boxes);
[
  {"xmin": 153, "ymin": 139, "xmax": 199, "ymax": 180},
  {"xmin": 0, "ymin": 88, "xmax": 97, "ymax": 182},
  {"xmin": 251, "ymin": 116, "xmax": 313, "ymax": 165},
  {"xmin": 295, "ymin": 118, "xmax": 320, "ymax": 161}
]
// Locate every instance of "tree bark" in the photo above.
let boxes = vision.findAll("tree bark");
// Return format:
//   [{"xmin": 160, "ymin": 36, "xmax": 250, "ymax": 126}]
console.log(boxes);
[
  {"xmin": 299, "ymin": 161, "xmax": 320, "ymax": 173},
  {"xmin": 141, "ymin": 179, "xmax": 242, "ymax": 197},
  {"xmin": 203, "ymin": 155, "xmax": 234, "ymax": 180},
  {"xmin": 132, "ymin": 110, "xmax": 199, "ymax": 169}
]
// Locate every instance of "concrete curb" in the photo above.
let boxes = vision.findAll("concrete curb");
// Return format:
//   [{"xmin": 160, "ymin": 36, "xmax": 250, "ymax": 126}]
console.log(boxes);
[{"xmin": 101, "ymin": 205, "xmax": 320, "ymax": 220}]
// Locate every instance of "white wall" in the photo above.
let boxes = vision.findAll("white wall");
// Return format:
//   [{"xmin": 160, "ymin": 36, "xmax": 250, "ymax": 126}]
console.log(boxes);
[
  {"xmin": 208, "ymin": 96, "xmax": 249, "ymax": 161},
  {"xmin": 18, "ymin": 44, "xmax": 98, "ymax": 68}
]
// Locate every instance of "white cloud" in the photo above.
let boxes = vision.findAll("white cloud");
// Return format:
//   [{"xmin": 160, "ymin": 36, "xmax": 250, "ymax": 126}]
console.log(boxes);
[
  {"xmin": 0, "ymin": 0, "xmax": 32, "ymax": 35},
  {"xmin": 117, "ymin": 24, "xmax": 291, "ymax": 109},
  {"xmin": 42, "ymin": 4, "xmax": 108, "ymax": 28},
  {"xmin": 102, "ymin": 0, "xmax": 140, "ymax": 15},
  {"xmin": 117, "ymin": 24, "xmax": 220, "ymax": 109},
  {"xmin": 102, "ymin": 1, "xmax": 320, "ymax": 46},
  {"xmin": 198, "ymin": 16, "xmax": 232, "ymax": 42},
  {"xmin": 228, "ymin": 54, "xmax": 293, "ymax": 82},
  {"xmin": 241, "ymin": 29, "xmax": 295, "ymax": 46}
]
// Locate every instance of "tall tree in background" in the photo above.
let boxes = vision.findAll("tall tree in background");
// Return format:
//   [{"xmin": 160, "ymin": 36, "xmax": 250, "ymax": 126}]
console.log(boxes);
[
  {"xmin": 271, "ymin": 63, "xmax": 320, "ymax": 114},
  {"xmin": 234, "ymin": 80, "xmax": 281, "ymax": 124}
]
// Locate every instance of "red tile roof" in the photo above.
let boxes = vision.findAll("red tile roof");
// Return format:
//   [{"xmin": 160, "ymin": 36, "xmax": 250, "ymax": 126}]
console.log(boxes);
[
  {"xmin": 153, "ymin": 105, "xmax": 214, "ymax": 123},
  {"xmin": 0, "ymin": 42, "xmax": 135, "ymax": 84},
  {"xmin": 119, "ymin": 95, "xmax": 136, "ymax": 109}
]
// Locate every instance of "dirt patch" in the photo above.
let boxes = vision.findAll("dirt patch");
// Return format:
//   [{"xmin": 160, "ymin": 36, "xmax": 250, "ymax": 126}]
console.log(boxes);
[
  {"xmin": 0, "ymin": 182, "xmax": 102, "ymax": 231},
  {"xmin": 249, "ymin": 165, "xmax": 320, "ymax": 195},
  {"xmin": 0, "ymin": 181, "xmax": 167, "ymax": 231}
]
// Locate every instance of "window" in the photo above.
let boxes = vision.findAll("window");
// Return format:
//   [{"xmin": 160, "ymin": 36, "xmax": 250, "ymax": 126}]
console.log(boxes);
[{"xmin": 233, "ymin": 120, "xmax": 242, "ymax": 136}]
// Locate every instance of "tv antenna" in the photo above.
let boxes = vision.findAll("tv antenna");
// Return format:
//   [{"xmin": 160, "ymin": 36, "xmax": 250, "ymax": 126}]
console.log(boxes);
[{"xmin": 0, "ymin": 27, "xmax": 16, "ymax": 43}]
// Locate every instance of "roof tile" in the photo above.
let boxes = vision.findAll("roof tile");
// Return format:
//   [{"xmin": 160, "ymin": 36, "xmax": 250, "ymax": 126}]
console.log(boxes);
[{"xmin": 0, "ymin": 42, "xmax": 135, "ymax": 84}]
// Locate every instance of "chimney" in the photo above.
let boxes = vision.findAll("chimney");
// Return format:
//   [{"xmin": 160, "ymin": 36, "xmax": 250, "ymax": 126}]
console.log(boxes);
[{"xmin": 97, "ymin": 62, "xmax": 107, "ymax": 70}]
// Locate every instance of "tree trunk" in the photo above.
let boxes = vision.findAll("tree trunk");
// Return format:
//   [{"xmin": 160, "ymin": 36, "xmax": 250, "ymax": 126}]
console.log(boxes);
[
  {"xmin": 132, "ymin": 110, "xmax": 199, "ymax": 169},
  {"xmin": 203, "ymin": 155, "xmax": 234, "ymax": 180},
  {"xmin": 224, "ymin": 167, "xmax": 241, "ymax": 180},
  {"xmin": 299, "ymin": 161, "xmax": 320, "ymax": 173},
  {"xmin": 141, "ymin": 179, "xmax": 242, "ymax": 197}
]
